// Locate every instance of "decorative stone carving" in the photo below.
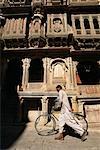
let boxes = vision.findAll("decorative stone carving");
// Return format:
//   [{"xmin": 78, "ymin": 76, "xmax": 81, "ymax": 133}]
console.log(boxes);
[
  {"xmin": 2, "ymin": 17, "xmax": 27, "ymax": 48},
  {"xmin": 31, "ymin": 0, "xmax": 43, "ymax": 6},
  {"xmin": 47, "ymin": 13, "xmax": 72, "ymax": 46},
  {"xmin": 47, "ymin": 13, "xmax": 67, "ymax": 37},
  {"xmin": 41, "ymin": 96, "xmax": 48, "ymax": 115}
]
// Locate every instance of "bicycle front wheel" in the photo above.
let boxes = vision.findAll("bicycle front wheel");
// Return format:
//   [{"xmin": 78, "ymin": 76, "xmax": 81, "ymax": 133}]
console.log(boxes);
[
  {"xmin": 35, "ymin": 114, "xmax": 56, "ymax": 136},
  {"xmin": 74, "ymin": 113, "xmax": 88, "ymax": 131}
]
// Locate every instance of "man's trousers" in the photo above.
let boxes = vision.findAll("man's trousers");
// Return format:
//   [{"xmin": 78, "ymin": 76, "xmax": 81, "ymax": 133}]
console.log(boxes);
[{"xmin": 59, "ymin": 111, "xmax": 84, "ymax": 136}]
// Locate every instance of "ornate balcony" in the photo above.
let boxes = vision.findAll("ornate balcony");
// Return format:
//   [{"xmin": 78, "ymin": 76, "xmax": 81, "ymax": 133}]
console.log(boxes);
[
  {"xmin": 72, "ymin": 14, "xmax": 100, "ymax": 38},
  {"xmin": 71, "ymin": 14, "xmax": 100, "ymax": 49},
  {"xmin": 2, "ymin": 17, "xmax": 27, "ymax": 49},
  {"xmin": 29, "ymin": 13, "xmax": 46, "ymax": 48}
]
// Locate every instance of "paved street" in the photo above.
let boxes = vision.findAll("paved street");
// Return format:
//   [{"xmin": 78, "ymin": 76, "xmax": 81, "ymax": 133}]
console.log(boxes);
[{"xmin": 1, "ymin": 122, "xmax": 100, "ymax": 150}]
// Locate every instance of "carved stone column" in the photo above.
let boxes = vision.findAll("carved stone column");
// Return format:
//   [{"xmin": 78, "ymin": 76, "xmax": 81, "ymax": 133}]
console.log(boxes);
[
  {"xmin": 68, "ymin": 57, "xmax": 74, "ymax": 89},
  {"xmin": 71, "ymin": 96, "xmax": 78, "ymax": 112},
  {"xmin": 22, "ymin": 58, "xmax": 31, "ymax": 90},
  {"xmin": 73, "ymin": 61, "xmax": 78, "ymax": 88},
  {"xmin": 46, "ymin": 57, "xmax": 51, "ymax": 87},
  {"xmin": 41, "ymin": 96, "xmax": 48, "ymax": 115}
]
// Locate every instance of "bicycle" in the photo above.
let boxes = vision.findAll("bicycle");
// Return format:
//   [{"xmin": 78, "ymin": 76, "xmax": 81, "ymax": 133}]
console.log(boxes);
[{"xmin": 35, "ymin": 107, "xmax": 88, "ymax": 136}]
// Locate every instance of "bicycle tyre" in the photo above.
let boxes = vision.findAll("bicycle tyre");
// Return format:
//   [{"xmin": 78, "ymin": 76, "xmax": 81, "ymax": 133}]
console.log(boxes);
[
  {"xmin": 35, "ymin": 114, "xmax": 56, "ymax": 136},
  {"xmin": 74, "ymin": 113, "xmax": 88, "ymax": 131}
]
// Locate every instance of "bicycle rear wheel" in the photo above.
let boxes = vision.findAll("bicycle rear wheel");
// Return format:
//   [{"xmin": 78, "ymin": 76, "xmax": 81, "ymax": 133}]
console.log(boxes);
[
  {"xmin": 74, "ymin": 113, "xmax": 88, "ymax": 131},
  {"xmin": 35, "ymin": 114, "xmax": 56, "ymax": 136}
]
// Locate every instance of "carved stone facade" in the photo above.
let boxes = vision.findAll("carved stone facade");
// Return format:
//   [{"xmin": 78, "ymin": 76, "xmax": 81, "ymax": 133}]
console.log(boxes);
[{"xmin": 1, "ymin": 0, "xmax": 100, "ymax": 127}]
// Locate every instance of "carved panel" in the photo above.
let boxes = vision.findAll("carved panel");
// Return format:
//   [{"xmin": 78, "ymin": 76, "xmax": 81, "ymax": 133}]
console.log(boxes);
[
  {"xmin": 72, "ymin": 14, "xmax": 100, "ymax": 38},
  {"xmin": 78, "ymin": 85, "xmax": 100, "ymax": 95},
  {"xmin": 31, "ymin": 0, "xmax": 43, "ymax": 5},
  {"xmin": 29, "ymin": 18, "xmax": 45, "ymax": 38},
  {"xmin": 2, "ymin": 17, "xmax": 27, "ymax": 48},
  {"xmin": 69, "ymin": 0, "xmax": 99, "ymax": 5},
  {"xmin": 47, "ymin": 14, "xmax": 68, "ymax": 37},
  {"xmin": 3, "ymin": 18, "xmax": 27, "ymax": 38}
]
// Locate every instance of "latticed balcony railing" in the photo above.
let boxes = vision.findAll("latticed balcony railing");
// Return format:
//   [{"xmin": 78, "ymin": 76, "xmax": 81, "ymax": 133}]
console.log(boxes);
[
  {"xmin": 78, "ymin": 85, "xmax": 100, "ymax": 96},
  {"xmin": 0, "ymin": 0, "xmax": 30, "ymax": 6},
  {"xmin": 71, "ymin": 14, "xmax": 100, "ymax": 38},
  {"xmin": 44, "ymin": 0, "xmax": 67, "ymax": 5},
  {"xmin": 7, "ymin": 0, "xmax": 26, "ymax": 4}
]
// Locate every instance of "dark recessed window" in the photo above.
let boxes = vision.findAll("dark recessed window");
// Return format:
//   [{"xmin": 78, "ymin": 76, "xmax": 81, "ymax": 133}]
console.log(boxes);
[
  {"xmin": 29, "ymin": 59, "xmax": 44, "ymax": 82},
  {"xmin": 75, "ymin": 18, "xmax": 81, "ymax": 29},
  {"xmin": 84, "ymin": 18, "xmax": 90, "ymax": 29}
]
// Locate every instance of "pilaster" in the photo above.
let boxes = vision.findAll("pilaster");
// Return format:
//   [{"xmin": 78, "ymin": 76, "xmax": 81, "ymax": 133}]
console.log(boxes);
[
  {"xmin": 22, "ymin": 58, "xmax": 31, "ymax": 90},
  {"xmin": 41, "ymin": 96, "xmax": 48, "ymax": 115}
]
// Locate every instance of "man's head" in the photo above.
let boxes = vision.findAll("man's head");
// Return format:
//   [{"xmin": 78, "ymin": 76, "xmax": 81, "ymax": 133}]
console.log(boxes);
[{"xmin": 56, "ymin": 85, "xmax": 62, "ymax": 92}]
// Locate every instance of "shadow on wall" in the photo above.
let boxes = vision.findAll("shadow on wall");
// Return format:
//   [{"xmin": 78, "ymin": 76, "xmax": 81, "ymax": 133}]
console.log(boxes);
[{"xmin": 1, "ymin": 58, "xmax": 26, "ymax": 149}]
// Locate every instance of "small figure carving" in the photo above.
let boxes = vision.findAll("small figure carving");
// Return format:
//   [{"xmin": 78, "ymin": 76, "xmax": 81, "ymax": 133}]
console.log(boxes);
[{"xmin": 53, "ymin": 18, "xmax": 62, "ymax": 33}]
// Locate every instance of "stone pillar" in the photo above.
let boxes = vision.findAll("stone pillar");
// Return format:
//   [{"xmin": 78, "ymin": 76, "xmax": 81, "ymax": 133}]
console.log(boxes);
[
  {"xmin": 41, "ymin": 96, "xmax": 48, "ymax": 115},
  {"xmin": 71, "ymin": 96, "xmax": 78, "ymax": 112},
  {"xmin": 78, "ymin": 101, "xmax": 85, "ymax": 115},
  {"xmin": 46, "ymin": 57, "xmax": 51, "ymax": 88},
  {"xmin": 22, "ymin": 58, "xmax": 31, "ymax": 90},
  {"xmin": 72, "ymin": 61, "xmax": 78, "ymax": 88},
  {"xmin": 69, "ymin": 57, "xmax": 74, "ymax": 89}
]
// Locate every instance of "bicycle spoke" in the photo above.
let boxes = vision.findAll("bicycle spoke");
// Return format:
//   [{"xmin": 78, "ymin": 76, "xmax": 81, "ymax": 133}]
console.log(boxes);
[{"xmin": 35, "ymin": 115, "xmax": 56, "ymax": 136}]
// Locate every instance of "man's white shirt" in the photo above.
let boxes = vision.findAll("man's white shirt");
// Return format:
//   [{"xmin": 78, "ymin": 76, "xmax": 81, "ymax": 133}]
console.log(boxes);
[{"xmin": 58, "ymin": 89, "xmax": 71, "ymax": 113}]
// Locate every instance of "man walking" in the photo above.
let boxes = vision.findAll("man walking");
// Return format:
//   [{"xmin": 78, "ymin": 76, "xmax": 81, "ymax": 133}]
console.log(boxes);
[{"xmin": 55, "ymin": 85, "xmax": 87, "ymax": 141}]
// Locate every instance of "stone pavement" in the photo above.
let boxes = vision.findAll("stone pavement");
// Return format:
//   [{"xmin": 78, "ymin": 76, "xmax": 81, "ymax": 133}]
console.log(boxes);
[{"xmin": 1, "ymin": 122, "xmax": 100, "ymax": 150}]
